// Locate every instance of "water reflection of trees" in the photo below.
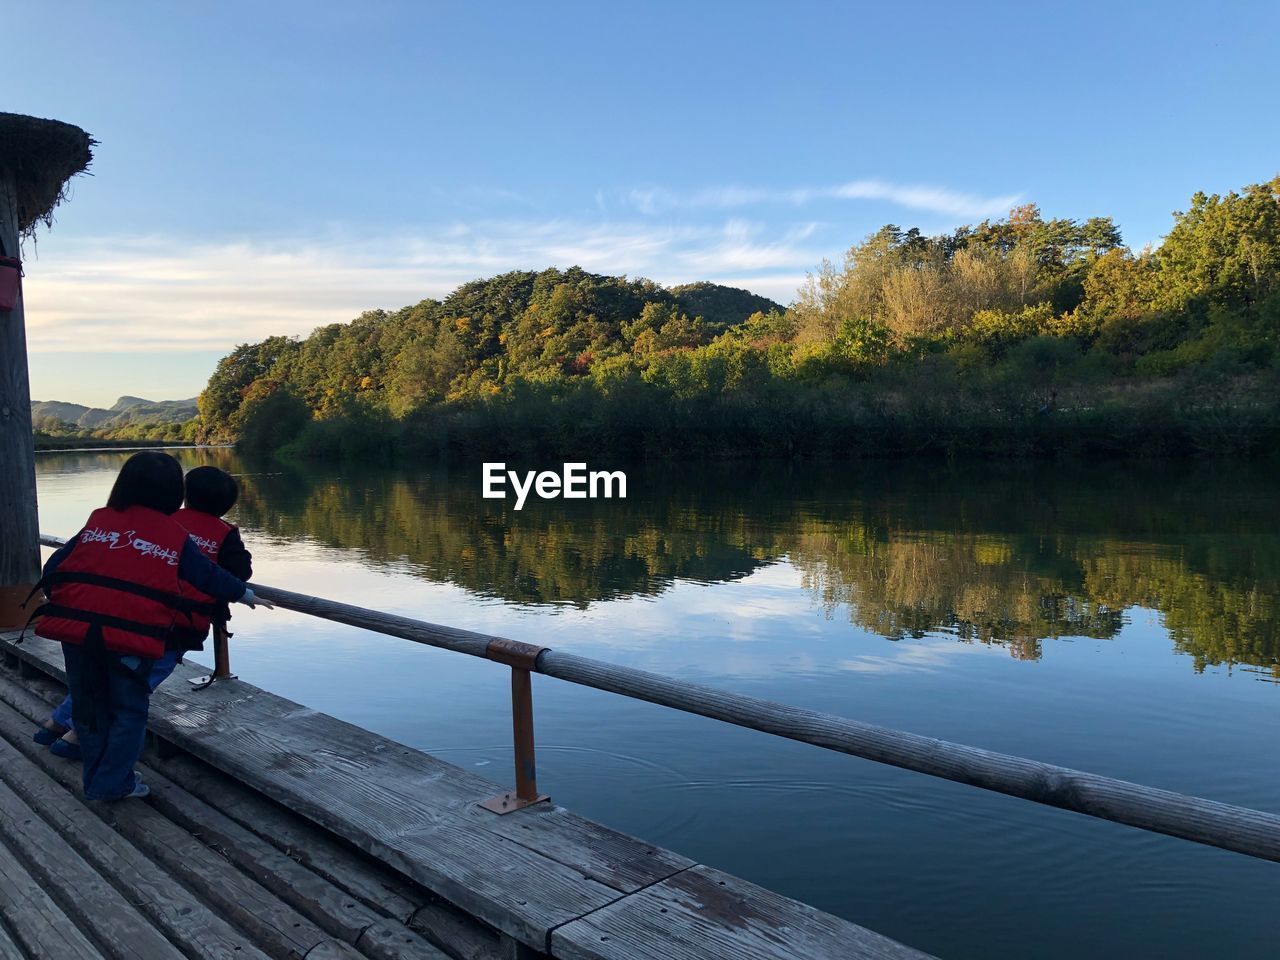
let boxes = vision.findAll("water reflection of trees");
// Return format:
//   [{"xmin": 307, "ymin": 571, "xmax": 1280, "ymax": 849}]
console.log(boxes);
[
  {"xmin": 232, "ymin": 460, "xmax": 789, "ymax": 606},
  {"xmin": 223, "ymin": 456, "xmax": 1279, "ymax": 673}
]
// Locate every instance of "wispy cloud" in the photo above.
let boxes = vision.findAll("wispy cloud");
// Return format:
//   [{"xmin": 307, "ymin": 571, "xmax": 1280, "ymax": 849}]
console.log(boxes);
[
  {"xmin": 625, "ymin": 179, "xmax": 1022, "ymax": 220},
  {"xmin": 22, "ymin": 219, "xmax": 821, "ymax": 353}
]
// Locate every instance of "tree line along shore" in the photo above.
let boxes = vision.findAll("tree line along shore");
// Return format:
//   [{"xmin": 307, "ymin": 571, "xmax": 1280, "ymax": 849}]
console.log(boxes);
[{"xmin": 60, "ymin": 174, "xmax": 1280, "ymax": 460}]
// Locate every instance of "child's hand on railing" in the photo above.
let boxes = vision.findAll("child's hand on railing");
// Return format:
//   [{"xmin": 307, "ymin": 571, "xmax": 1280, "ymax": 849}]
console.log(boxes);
[{"xmin": 238, "ymin": 588, "xmax": 275, "ymax": 610}]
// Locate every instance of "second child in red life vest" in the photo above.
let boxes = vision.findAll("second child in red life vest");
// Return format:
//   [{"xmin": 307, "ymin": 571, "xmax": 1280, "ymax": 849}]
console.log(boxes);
[
  {"xmin": 172, "ymin": 465, "xmax": 253, "ymax": 650},
  {"xmin": 35, "ymin": 465, "xmax": 255, "ymax": 763},
  {"xmin": 31, "ymin": 452, "xmax": 273, "ymax": 801}
]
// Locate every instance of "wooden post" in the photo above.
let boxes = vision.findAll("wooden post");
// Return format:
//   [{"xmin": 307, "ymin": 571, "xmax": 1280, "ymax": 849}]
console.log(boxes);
[{"xmin": 0, "ymin": 173, "xmax": 40, "ymax": 627}]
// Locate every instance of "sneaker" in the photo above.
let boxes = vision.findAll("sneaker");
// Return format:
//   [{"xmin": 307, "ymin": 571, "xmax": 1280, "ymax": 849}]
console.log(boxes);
[
  {"xmin": 85, "ymin": 773, "xmax": 151, "ymax": 802},
  {"xmin": 49, "ymin": 738, "xmax": 82, "ymax": 761},
  {"xmin": 33, "ymin": 726, "xmax": 62, "ymax": 745}
]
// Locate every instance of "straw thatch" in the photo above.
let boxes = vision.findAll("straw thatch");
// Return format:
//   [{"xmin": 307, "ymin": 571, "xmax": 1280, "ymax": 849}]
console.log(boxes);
[{"xmin": 0, "ymin": 112, "xmax": 94, "ymax": 240}]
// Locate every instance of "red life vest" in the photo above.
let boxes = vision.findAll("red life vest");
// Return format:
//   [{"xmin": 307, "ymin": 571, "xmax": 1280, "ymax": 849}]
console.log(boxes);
[
  {"xmin": 34, "ymin": 506, "xmax": 211, "ymax": 659},
  {"xmin": 172, "ymin": 508, "xmax": 234, "ymax": 645}
]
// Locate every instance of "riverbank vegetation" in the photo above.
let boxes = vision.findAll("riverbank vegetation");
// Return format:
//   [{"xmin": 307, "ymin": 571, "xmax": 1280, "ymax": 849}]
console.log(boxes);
[
  {"xmin": 198, "ymin": 174, "xmax": 1280, "ymax": 460},
  {"xmin": 33, "ymin": 434, "xmax": 193, "ymax": 451}
]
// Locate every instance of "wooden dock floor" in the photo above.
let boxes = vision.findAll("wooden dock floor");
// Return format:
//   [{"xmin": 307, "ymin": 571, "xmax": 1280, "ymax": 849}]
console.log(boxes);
[{"xmin": 0, "ymin": 630, "xmax": 931, "ymax": 960}]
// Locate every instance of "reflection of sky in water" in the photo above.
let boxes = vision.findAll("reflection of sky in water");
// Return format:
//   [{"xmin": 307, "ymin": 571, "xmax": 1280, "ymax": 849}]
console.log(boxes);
[{"xmin": 33, "ymin": 451, "xmax": 1280, "ymax": 960}]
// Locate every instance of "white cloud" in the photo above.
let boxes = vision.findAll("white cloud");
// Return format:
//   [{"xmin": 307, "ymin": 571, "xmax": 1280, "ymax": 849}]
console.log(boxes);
[
  {"xmin": 830, "ymin": 181, "xmax": 1022, "ymax": 218},
  {"xmin": 22, "ymin": 219, "xmax": 819, "ymax": 353},
  {"xmin": 836, "ymin": 637, "xmax": 995, "ymax": 675},
  {"xmin": 20, "ymin": 177, "xmax": 1023, "ymax": 358},
  {"xmin": 626, "ymin": 179, "xmax": 1022, "ymax": 220}
]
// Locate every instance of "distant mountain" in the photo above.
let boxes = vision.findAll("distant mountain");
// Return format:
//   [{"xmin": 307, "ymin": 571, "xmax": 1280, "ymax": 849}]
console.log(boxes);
[
  {"xmin": 32, "ymin": 396, "xmax": 198, "ymax": 431},
  {"xmin": 111, "ymin": 396, "xmax": 153, "ymax": 411},
  {"xmin": 30, "ymin": 400, "xmax": 102, "ymax": 426}
]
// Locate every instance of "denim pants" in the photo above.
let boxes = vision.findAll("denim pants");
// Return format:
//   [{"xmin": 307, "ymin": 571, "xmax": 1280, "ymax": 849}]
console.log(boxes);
[
  {"xmin": 61, "ymin": 642, "xmax": 155, "ymax": 801},
  {"xmin": 51, "ymin": 649, "xmax": 179, "ymax": 731}
]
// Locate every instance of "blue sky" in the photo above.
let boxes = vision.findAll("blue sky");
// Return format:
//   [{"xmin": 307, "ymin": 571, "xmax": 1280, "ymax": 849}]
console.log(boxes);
[{"xmin": 10, "ymin": 0, "xmax": 1280, "ymax": 407}]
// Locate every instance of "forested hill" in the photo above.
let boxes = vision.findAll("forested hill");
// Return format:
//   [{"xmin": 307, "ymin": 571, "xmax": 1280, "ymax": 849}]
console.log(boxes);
[
  {"xmin": 198, "ymin": 269, "xmax": 781, "ymax": 437},
  {"xmin": 199, "ymin": 175, "xmax": 1280, "ymax": 460}
]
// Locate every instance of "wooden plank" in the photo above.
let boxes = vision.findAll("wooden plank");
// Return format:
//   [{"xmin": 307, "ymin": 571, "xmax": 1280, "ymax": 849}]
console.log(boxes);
[
  {"xmin": 0, "ymin": 697, "xmax": 275, "ymax": 960},
  {"xmin": 409, "ymin": 900, "xmax": 504, "ymax": 960},
  {"xmin": 127, "ymin": 669, "xmax": 624, "ymax": 948},
  {"xmin": 150, "ymin": 752, "xmax": 424, "ymax": 922},
  {"xmin": 153, "ymin": 701, "xmax": 616, "ymax": 948},
  {"xmin": 78, "ymin": 793, "xmax": 342, "ymax": 960},
  {"xmin": 0, "ymin": 837, "xmax": 103, "ymax": 960},
  {"xmin": 302, "ymin": 943, "xmax": 368, "ymax": 960},
  {"xmin": 139, "ymin": 764, "xmax": 379, "ymax": 944},
  {"xmin": 0, "ymin": 689, "xmax": 330, "ymax": 960},
  {"xmin": 0, "ymin": 777, "xmax": 184, "ymax": 960},
  {"xmin": 551, "ymin": 865, "xmax": 936, "ymax": 960},
  {"xmin": 0, "ymin": 634, "xmax": 681, "ymax": 947},
  {"xmin": 0, "ymin": 918, "xmax": 25, "ymax": 960},
  {"xmin": 461, "ymin": 802, "xmax": 690, "ymax": 893},
  {"xmin": 0, "ymin": 632, "xmax": 66, "ymax": 678},
  {"xmin": 0, "ymin": 662, "xmax": 78, "ymax": 726},
  {"xmin": 352, "ymin": 920, "xmax": 451, "ymax": 960},
  {"xmin": 146, "ymin": 654, "xmax": 687, "ymax": 892},
  {"xmin": 158, "ymin": 741, "xmax": 684, "ymax": 897},
  {"xmin": 142, "ymin": 763, "xmax": 448, "ymax": 960},
  {"xmin": 0, "ymin": 666, "xmax": 450, "ymax": 960}
]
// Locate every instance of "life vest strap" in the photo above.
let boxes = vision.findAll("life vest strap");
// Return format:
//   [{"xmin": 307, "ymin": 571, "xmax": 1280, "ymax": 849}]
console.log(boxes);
[
  {"xmin": 32, "ymin": 603, "xmax": 173, "ymax": 642},
  {"xmin": 41, "ymin": 571, "xmax": 216, "ymax": 617}
]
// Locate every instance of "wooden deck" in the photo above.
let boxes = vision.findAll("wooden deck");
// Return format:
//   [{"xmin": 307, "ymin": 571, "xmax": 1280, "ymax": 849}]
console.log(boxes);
[{"xmin": 0, "ymin": 629, "xmax": 931, "ymax": 960}]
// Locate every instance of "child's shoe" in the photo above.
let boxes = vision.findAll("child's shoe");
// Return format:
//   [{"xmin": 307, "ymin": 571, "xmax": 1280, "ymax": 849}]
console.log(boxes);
[{"xmin": 50, "ymin": 738, "xmax": 82, "ymax": 761}]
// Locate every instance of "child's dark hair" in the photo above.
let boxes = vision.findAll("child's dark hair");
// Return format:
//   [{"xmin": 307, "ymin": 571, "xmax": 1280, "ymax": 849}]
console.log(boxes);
[
  {"xmin": 106, "ymin": 452, "xmax": 185, "ymax": 514},
  {"xmin": 184, "ymin": 466, "xmax": 239, "ymax": 517}
]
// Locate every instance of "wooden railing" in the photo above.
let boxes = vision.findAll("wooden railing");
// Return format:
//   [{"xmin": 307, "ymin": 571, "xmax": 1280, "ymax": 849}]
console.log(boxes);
[{"xmin": 38, "ymin": 532, "xmax": 1280, "ymax": 861}]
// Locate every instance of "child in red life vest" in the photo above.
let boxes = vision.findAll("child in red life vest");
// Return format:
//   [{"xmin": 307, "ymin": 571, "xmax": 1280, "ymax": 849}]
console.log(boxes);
[
  {"xmin": 171, "ymin": 465, "xmax": 253, "ymax": 654},
  {"xmin": 35, "ymin": 464, "xmax": 255, "ymax": 763},
  {"xmin": 30, "ymin": 452, "xmax": 272, "ymax": 801}
]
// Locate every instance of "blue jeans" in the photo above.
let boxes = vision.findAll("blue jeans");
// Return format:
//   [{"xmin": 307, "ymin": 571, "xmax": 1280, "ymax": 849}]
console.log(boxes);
[
  {"xmin": 51, "ymin": 650, "xmax": 179, "ymax": 731},
  {"xmin": 61, "ymin": 642, "xmax": 157, "ymax": 801}
]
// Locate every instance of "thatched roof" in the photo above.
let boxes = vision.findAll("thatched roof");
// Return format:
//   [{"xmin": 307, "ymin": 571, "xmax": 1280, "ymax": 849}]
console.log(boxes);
[{"xmin": 0, "ymin": 112, "xmax": 94, "ymax": 239}]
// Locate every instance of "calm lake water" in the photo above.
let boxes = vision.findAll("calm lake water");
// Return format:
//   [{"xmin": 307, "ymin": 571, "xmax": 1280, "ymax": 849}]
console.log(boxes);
[{"xmin": 34, "ymin": 449, "xmax": 1280, "ymax": 959}]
